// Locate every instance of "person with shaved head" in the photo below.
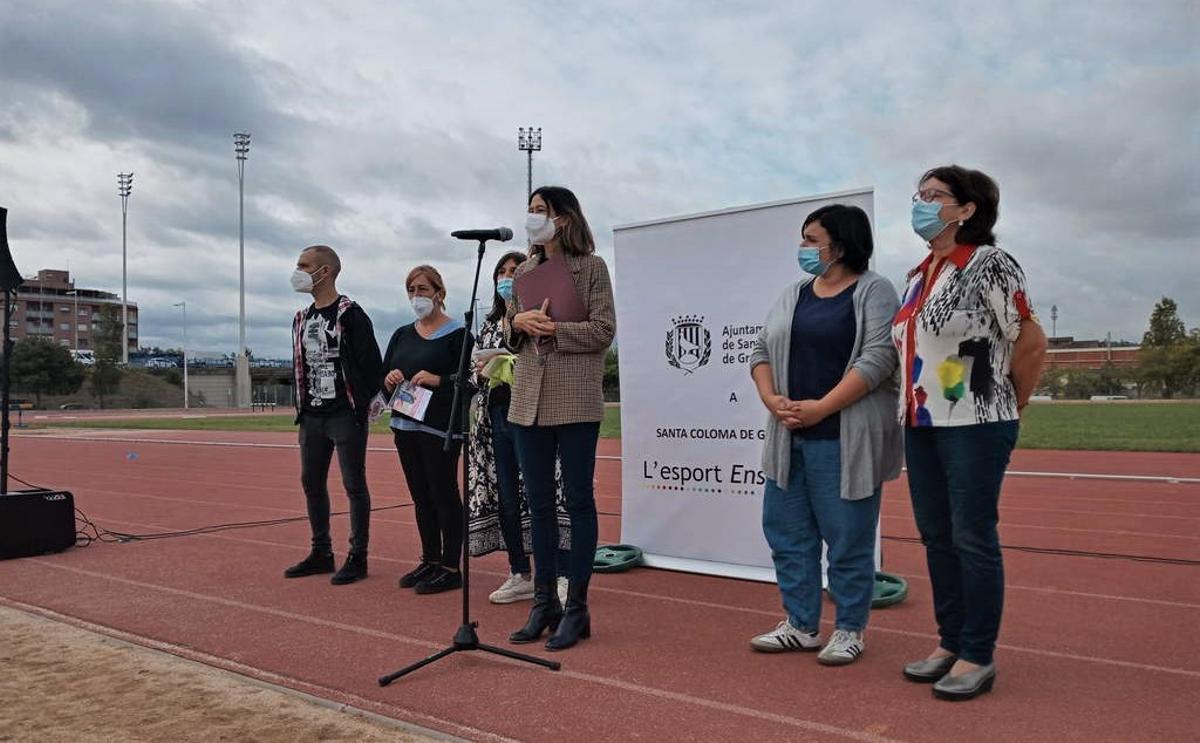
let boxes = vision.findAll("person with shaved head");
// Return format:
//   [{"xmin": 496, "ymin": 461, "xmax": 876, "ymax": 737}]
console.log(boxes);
[{"xmin": 284, "ymin": 244, "xmax": 384, "ymax": 585}]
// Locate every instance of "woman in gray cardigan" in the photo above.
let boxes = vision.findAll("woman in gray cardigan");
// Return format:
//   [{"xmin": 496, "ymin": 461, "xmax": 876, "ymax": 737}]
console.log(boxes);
[{"xmin": 748, "ymin": 204, "xmax": 902, "ymax": 665}]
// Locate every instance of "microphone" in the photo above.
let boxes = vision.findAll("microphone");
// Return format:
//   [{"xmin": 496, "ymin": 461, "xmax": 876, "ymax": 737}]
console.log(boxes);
[{"xmin": 450, "ymin": 227, "xmax": 513, "ymax": 242}]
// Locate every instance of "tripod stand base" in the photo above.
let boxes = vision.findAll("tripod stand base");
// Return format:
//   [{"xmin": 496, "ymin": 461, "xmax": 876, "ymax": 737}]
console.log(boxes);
[{"xmin": 378, "ymin": 622, "xmax": 561, "ymax": 686}]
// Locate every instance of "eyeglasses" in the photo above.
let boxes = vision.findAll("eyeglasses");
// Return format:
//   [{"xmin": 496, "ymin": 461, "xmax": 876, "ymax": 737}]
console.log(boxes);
[{"xmin": 912, "ymin": 189, "xmax": 958, "ymax": 204}]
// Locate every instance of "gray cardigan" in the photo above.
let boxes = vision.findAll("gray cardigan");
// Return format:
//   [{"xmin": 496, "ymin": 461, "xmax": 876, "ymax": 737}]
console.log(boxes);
[{"xmin": 749, "ymin": 270, "xmax": 903, "ymax": 500}]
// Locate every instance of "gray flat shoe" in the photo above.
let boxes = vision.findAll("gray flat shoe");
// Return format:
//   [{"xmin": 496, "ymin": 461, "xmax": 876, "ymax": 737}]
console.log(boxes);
[
  {"xmin": 903, "ymin": 654, "xmax": 957, "ymax": 683},
  {"xmin": 933, "ymin": 663, "xmax": 996, "ymax": 701}
]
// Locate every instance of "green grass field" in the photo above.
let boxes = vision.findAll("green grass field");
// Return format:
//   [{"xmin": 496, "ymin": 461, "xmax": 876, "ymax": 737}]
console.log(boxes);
[
  {"xmin": 1014, "ymin": 402, "xmax": 1199, "ymax": 452},
  {"xmin": 33, "ymin": 403, "xmax": 1200, "ymax": 452}
]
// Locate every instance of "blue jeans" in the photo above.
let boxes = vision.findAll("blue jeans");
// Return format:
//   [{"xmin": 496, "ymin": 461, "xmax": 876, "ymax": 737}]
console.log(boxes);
[
  {"xmin": 905, "ymin": 420, "xmax": 1019, "ymax": 666},
  {"xmin": 511, "ymin": 421, "xmax": 599, "ymax": 586},
  {"xmin": 762, "ymin": 438, "xmax": 881, "ymax": 632},
  {"xmin": 490, "ymin": 405, "xmax": 569, "ymax": 577}
]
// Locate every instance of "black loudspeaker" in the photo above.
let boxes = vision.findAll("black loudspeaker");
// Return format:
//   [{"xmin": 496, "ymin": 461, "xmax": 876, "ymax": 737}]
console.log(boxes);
[
  {"xmin": 0, "ymin": 489, "xmax": 76, "ymax": 559},
  {"xmin": 0, "ymin": 207, "xmax": 22, "ymax": 292}
]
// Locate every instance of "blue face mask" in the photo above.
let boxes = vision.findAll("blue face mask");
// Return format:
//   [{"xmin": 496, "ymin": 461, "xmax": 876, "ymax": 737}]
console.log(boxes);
[
  {"xmin": 911, "ymin": 200, "xmax": 955, "ymax": 242},
  {"xmin": 797, "ymin": 246, "xmax": 830, "ymax": 276},
  {"xmin": 496, "ymin": 277, "xmax": 514, "ymax": 300}
]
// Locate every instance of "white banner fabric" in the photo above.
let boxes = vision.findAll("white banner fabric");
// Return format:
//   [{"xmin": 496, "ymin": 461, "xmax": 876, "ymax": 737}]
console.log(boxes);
[{"xmin": 613, "ymin": 189, "xmax": 877, "ymax": 582}]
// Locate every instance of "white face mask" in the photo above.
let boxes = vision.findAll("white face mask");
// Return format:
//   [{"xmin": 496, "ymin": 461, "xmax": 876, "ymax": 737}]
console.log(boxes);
[
  {"xmin": 525, "ymin": 212, "xmax": 557, "ymax": 245},
  {"xmin": 411, "ymin": 296, "xmax": 435, "ymax": 319},
  {"xmin": 291, "ymin": 268, "xmax": 319, "ymax": 294}
]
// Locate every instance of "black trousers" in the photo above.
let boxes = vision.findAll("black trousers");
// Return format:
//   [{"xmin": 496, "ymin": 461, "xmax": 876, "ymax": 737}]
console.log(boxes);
[
  {"xmin": 299, "ymin": 410, "xmax": 371, "ymax": 555},
  {"xmin": 393, "ymin": 429, "xmax": 463, "ymax": 569}
]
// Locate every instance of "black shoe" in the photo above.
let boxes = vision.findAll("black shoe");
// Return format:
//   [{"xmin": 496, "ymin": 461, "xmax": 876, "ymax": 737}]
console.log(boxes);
[
  {"xmin": 398, "ymin": 562, "xmax": 438, "ymax": 589},
  {"xmin": 545, "ymin": 578, "xmax": 590, "ymax": 651},
  {"xmin": 284, "ymin": 550, "xmax": 335, "ymax": 578},
  {"xmin": 331, "ymin": 552, "xmax": 368, "ymax": 585},
  {"xmin": 510, "ymin": 581, "xmax": 563, "ymax": 644},
  {"xmin": 414, "ymin": 567, "xmax": 463, "ymax": 595}
]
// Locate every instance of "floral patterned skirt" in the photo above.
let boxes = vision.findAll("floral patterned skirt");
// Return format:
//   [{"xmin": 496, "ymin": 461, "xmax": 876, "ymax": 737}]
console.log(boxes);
[{"xmin": 466, "ymin": 393, "xmax": 570, "ymax": 557}]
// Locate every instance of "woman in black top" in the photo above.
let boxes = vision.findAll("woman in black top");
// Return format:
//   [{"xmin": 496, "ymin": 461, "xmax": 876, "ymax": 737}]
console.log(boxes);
[{"xmin": 384, "ymin": 264, "xmax": 473, "ymax": 595}]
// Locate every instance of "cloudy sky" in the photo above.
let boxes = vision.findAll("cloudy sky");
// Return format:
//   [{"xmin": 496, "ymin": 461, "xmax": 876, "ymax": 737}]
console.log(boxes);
[{"xmin": 2, "ymin": 0, "xmax": 1196, "ymax": 357}]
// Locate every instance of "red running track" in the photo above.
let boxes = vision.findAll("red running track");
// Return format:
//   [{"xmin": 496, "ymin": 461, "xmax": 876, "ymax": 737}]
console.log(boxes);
[{"xmin": 2, "ymin": 431, "xmax": 1198, "ymax": 742}]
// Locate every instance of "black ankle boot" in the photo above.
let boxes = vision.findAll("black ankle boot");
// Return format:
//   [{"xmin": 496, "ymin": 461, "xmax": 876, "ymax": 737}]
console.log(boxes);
[
  {"xmin": 283, "ymin": 549, "xmax": 335, "ymax": 578},
  {"xmin": 545, "ymin": 578, "xmax": 590, "ymax": 651},
  {"xmin": 330, "ymin": 552, "xmax": 368, "ymax": 585},
  {"xmin": 509, "ymin": 581, "xmax": 562, "ymax": 644}
]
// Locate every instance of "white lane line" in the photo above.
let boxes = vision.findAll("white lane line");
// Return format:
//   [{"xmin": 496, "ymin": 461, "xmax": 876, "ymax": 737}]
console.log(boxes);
[
  {"xmin": 25, "ymin": 433, "xmax": 1200, "ymax": 482},
  {"xmin": 879, "ymin": 513, "xmax": 1200, "ymax": 541},
  {"xmin": 885, "ymin": 571, "xmax": 1200, "ymax": 610}
]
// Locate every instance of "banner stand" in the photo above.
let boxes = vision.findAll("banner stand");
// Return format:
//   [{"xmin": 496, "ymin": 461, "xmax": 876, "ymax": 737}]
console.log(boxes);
[
  {"xmin": 613, "ymin": 188, "xmax": 878, "ymax": 582},
  {"xmin": 639, "ymin": 554, "xmax": 777, "ymax": 583}
]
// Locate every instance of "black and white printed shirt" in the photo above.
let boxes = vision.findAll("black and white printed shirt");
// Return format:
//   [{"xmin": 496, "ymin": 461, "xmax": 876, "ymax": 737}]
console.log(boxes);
[
  {"xmin": 301, "ymin": 302, "xmax": 349, "ymax": 414},
  {"xmin": 892, "ymin": 244, "xmax": 1036, "ymax": 427}
]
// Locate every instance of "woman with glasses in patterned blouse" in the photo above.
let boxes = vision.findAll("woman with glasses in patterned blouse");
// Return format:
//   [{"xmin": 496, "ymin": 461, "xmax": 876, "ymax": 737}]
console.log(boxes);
[{"xmin": 893, "ymin": 165, "xmax": 1047, "ymax": 700}]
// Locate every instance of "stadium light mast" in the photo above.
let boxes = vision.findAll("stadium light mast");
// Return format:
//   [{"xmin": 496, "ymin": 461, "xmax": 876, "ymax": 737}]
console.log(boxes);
[
  {"xmin": 117, "ymin": 172, "xmax": 133, "ymax": 364},
  {"xmin": 234, "ymin": 132, "xmax": 251, "ymax": 408},
  {"xmin": 174, "ymin": 301, "xmax": 189, "ymax": 409},
  {"xmin": 517, "ymin": 127, "xmax": 542, "ymax": 201}
]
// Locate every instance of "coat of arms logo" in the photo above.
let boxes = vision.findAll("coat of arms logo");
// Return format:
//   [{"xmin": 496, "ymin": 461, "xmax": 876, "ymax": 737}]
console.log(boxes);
[{"xmin": 665, "ymin": 315, "xmax": 712, "ymax": 374}]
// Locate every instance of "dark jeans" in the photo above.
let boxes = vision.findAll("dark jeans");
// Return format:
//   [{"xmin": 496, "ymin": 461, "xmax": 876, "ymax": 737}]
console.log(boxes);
[
  {"xmin": 490, "ymin": 405, "xmax": 531, "ymax": 575},
  {"xmin": 393, "ymin": 429, "xmax": 463, "ymax": 569},
  {"xmin": 299, "ymin": 410, "xmax": 371, "ymax": 555},
  {"xmin": 511, "ymin": 421, "xmax": 599, "ymax": 586},
  {"xmin": 490, "ymin": 406, "xmax": 568, "ymax": 577},
  {"xmin": 905, "ymin": 420, "xmax": 1019, "ymax": 666}
]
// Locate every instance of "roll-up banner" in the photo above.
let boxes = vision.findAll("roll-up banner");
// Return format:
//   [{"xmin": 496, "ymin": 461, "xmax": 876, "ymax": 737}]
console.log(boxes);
[{"xmin": 613, "ymin": 188, "xmax": 878, "ymax": 581}]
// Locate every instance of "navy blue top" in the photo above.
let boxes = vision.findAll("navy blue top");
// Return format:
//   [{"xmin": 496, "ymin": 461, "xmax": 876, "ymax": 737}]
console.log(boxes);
[{"xmin": 787, "ymin": 281, "xmax": 857, "ymax": 439}]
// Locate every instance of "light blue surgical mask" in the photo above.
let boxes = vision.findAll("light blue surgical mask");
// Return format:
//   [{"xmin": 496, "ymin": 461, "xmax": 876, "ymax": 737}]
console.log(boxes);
[
  {"xmin": 797, "ymin": 246, "xmax": 830, "ymax": 276},
  {"xmin": 496, "ymin": 277, "xmax": 514, "ymax": 300},
  {"xmin": 911, "ymin": 199, "xmax": 956, "ymax": 242}
]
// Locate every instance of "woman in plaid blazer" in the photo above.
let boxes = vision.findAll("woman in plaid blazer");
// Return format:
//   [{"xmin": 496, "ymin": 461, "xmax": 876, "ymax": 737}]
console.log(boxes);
[{"xmin": 505, "ymin": 186, "xmax": 616, "ymax": 651}]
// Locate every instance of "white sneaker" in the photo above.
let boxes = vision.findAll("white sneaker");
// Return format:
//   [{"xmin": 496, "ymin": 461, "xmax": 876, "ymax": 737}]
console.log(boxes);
[
  {"xmin": 488, "ymin": 573, "xmax": 535, "ymax": 604},
  {"xmin": 750, "ymin": 620, "xmax": 822, "ymax": 653},
  {"xmin": 557, "ymin": 576, "xmax": 569, "ymax": 606},
  {"xmin": 818, "ymin": 629, "xmax": 865, "ymax": 666}
]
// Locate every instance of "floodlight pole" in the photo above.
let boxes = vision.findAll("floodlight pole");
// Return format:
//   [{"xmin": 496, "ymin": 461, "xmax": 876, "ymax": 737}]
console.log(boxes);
[
  {"xmin": 174, "ymin": 301, "xmax": 189, "ymax": 409},
  {"xmin": 517, "ymin": 127, "xmax": 542, "ymax": 201},
  {"xmin": 117, "ymin": 172, "xmax": 133, "ymax": 364},
  {"xmin": 234, "ymin": 132, "xmax": 252, "ymax": 408},
  {"xmin": 66, "ymin": 289, "xmax": 79, "ymax": 350}
]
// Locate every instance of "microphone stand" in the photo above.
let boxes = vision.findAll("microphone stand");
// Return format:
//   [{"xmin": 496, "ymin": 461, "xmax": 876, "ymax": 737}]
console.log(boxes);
[{"xmin": 378, "ymin": 237, "xmax": 561, "ymax": 686}]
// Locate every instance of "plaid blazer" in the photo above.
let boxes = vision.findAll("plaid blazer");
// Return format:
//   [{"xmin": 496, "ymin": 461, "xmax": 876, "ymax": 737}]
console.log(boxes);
[{"xmin": 505, "ymin": 252, "xmax": 616, "ymax": 426}]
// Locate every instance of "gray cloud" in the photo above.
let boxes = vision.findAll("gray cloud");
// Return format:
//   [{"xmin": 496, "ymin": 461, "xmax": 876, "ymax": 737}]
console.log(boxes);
[
  {"xmin": 0, "ymin": 0, "xmax": 301, "ymax": 148},
  {"xmin": 2, "ymin": 0, "xmax": 1197, "ymax": 356}
]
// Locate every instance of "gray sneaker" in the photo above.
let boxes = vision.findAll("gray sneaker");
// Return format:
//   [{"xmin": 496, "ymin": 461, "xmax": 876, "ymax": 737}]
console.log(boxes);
[
  {"xmin": 818, "ymin": 629, "xmax": 865, "ymax": 666},
  {"xmin": 750, "ymin": 620, "xmax": 822, "ymax": 652},
  {"xmin": 489, "ymin": 573, "xmax": 535, "ymax": 604}
]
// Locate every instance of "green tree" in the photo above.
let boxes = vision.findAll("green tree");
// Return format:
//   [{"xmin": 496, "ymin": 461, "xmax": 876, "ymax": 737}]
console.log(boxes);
[
  {"xmin": 9, "ymin": 337, "xmax": 86, "ymax": 407},
  {"xmin": 1139, "ymin": 297, "xmax": 1195, "ymax": 399},
  {"xmin": 603, "ymin": 346, "xmax": 619, "ymax": 401},
  {"xmin": 1142, "ymin": 297, "xmax": 1187, "ymax": 347},
  {"xmin": 1095, "ymin": 363, "xmax": 1128, "ymax": 396},
  {"xmin": 91, "ymin": 305, "xmax": 125, "ymax": 408}
]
